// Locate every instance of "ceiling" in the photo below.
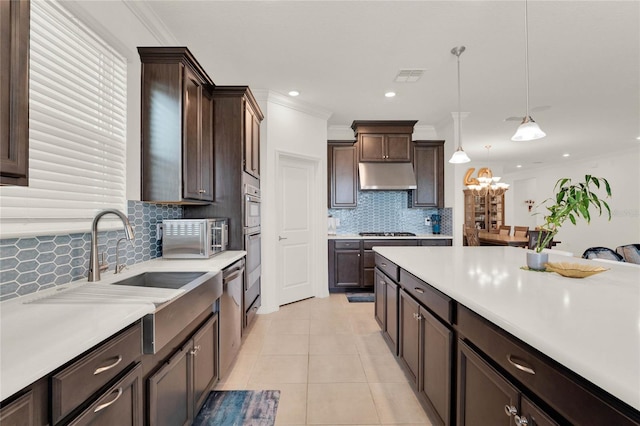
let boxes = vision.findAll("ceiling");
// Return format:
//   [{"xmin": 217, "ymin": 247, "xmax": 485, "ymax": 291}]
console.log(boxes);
[{"xmin": 120, "ymin": 1, "xmax": 640, "ymax": 173}]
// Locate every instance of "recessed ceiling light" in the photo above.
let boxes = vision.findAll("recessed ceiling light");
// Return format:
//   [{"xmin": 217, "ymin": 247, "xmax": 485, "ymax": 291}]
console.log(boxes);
[
  {"xmin": 636, "ymin": 136, "xmax": 640, "ymax": 140},
  {"xmin": 563, "ymin": 153, "xmax": 570, "ymax": 157},
  {"xmin": 288, "ymin": 90, "xmax": 299, "ymax": 97},
  {"xmin": 516, "ymin": 164, "xmax": 522, "ymax": 168},
  {"xmin": 385, "ymin": 91, "xmax": 396, "ymax": 98}
]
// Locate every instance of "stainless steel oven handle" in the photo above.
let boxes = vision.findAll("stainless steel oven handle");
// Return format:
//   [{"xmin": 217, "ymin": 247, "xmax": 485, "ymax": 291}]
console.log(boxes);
[{"xmin": 249, "ymin": 233, "xmax": 260, "ymax": 241}]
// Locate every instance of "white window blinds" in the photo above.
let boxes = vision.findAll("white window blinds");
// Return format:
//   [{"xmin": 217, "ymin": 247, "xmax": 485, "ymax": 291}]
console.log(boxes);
[{"xmin": 0, "ymin": 0, "xmax": 127, "ymax": 238}]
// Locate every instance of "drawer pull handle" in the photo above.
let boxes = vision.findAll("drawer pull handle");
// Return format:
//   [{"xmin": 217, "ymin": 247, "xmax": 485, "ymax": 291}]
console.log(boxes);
[
  {"xmin": 515, "ymin": 415, "xmax": 529, "ymax": 426},
  {"xmin": 93, "ymin": 355, "xmax": 122, "ymax": 375},
  {"xmin": 507, "ymin": 355, "xmax": 536, "ymax": 375},
  {"xmin": 94, "ymin": 387, "xmax": 123, "ymax": 413},
  {"xmin": 380, "ymin": 263, "xmax": 387, "ymax": 267},
  {"xmin": 414, "ymin": 287, "xmax": 425, "ymax": 294}
]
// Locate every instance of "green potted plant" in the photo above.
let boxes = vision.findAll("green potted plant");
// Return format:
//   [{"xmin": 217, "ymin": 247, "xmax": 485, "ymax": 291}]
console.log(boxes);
[{"xmin": 528, "ymin": 175, "xmax": 612, "ymax": 270}]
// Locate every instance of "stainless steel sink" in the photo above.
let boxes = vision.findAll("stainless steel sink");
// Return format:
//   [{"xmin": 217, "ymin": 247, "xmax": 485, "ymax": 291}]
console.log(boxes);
[
  {"xmin": 112, "ymin": 271, "xmax": 207, "ymax": 289},
  {"xmin": 119, "ymin": 270, "xmax": 223, "ymax": 354}
]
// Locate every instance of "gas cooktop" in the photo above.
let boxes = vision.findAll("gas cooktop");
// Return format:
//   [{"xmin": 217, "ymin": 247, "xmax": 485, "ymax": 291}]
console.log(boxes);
[{"xmin": 358, "ymin": 232, "xmax": 416, "ymax": 237}]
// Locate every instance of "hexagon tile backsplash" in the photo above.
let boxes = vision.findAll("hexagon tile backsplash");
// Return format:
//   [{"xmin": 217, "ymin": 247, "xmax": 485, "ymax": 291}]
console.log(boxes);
[{"xmin": 0, "ymin": 201, "xmax": 182, "ymax": 301}]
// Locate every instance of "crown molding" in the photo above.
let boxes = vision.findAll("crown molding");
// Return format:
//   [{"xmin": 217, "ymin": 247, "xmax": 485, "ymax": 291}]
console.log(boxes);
[
  {"xmin": 327, "ymin": 125, "xmax": 354, "ymax": 140},
  {"xmin": 413, "ymin": 124, "xmax": 439, "ymax": 139},
  {"xmin": 253, "ymin": 90, "xmax": 333, "ymax": 120},
  {"xmin": 123, "ymin": 1, "xmax": 180, "ymax": 46}
]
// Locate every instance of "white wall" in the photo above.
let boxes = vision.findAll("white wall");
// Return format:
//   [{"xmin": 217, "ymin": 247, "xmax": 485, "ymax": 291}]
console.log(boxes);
[
  {"xmin": 254, "ymin": 91, "xmax": 332, "ymax": 313},
  {"xmin": 503, "ymin": 146, "xmax": 640, "ymax": 256}
]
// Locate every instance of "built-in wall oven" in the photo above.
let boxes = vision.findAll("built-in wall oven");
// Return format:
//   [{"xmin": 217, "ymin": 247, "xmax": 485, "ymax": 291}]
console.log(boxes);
[{"xmin": 243, "ymin": 183, "xmax": 261, "ymax": 328}]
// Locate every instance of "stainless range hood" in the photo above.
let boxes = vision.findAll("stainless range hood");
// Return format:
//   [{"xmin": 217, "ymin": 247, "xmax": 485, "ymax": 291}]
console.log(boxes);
[{"xmin": 358, "ymin": 162, "xmax": 417, "ymax": 190}]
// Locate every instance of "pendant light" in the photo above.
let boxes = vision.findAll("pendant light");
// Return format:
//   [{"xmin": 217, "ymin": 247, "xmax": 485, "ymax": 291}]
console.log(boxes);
[
  {"xmin": 449, "ymin": 46, "xmax": 471, "ymax": 164},
  {"xmin": 512, "ymin": 0, "xmax": 546, "ymax": 141}
]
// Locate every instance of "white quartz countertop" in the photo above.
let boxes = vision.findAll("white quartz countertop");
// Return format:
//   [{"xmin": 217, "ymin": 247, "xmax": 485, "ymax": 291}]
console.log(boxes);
[
  {"xmin": 0, "ymin": 251, "xmax": 246, "ymax": 401},
  {"xmin": 373, "ymin": 246, "xmax": 640, "ymax": 411},
  {"xmin": 328, "ymin": 234, "xmax": 452, "ymax": 239}
]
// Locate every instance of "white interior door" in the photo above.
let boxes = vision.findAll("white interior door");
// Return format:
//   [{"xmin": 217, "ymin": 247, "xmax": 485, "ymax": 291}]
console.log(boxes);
[{"xmin": 276, "ymin": 154, "xmax": 316, "ymax": 305}]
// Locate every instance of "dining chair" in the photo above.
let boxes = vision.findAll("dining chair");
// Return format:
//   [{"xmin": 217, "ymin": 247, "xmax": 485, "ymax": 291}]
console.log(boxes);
[
  {"xmin": 527, "ymin": 230, "xmax": 553, "ymax": 250},
  {"xmin": 582, "ymin": 247, "xmax": 625, "ymax": 262},
  {"xmin": 464, "ymin": 226, "xmax": 480, "ymax": 247},
  {"xmin": 513, "ymin": 226, "xmax": 529, "ymax": 238},
  {"xmin": 499, "ymin": 225, "xmax": 511, "ymax": 236},
  {"xmin": 615, "ymin": 244, "xmax": 640, "ymax": 264}
]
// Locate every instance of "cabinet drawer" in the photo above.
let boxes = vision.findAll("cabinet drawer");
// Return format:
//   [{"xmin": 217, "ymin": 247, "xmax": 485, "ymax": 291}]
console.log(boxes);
[
  {"xmin": 374, "ymin": 253, "xmax": 399, "ymax": 282},
  {"xmin": 457, "ymin": 305, "xmax": 640, "ymax": 426},
  {"xmin": 400, "ymin": 269, "xmax": 452, "ymax": 325},
  {"xmin": 363, "ymin": 239, "xmax": 418, "ymax": 249},
  {"xmin": 67, "ymin": 363, "xmax": 143, "ymax": 426},
  {"xmin": 245, "ymin": 295, "xmax": 261, "ymax": 328},
  {"xmin": 52, "ymin": 322, "xmax": 142, "ymax": 424},
  {"xmin": 334, "ymin": 240, "xmax": 360, "ymax": 249},
  {"xmin": 420, "ymin": 239, "xmax": 452, "ymax": 246}
]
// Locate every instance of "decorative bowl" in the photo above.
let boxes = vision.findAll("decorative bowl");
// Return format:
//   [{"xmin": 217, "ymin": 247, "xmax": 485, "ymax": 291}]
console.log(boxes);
[{"xmin": 544, "ymin": 262, "xmax": 608, "ymax": 278}]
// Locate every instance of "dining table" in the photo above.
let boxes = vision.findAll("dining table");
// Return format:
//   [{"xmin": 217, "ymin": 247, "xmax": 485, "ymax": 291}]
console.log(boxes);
[
  {"xmin": 478, "ymin": 231, "xmax": 530, "ymax": 247},
  {"xmin": 478, "ymin": 230, "xmax": 560, "ymax": 248}
]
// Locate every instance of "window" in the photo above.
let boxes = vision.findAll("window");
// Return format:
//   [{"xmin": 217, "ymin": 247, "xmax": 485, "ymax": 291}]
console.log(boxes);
[{"xmin": 0, "ymin": 0, "xmax": 127, "ymax": 238}]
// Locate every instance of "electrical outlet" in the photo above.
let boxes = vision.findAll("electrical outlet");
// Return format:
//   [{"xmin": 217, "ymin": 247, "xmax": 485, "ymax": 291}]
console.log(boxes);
[
  {"xmin": 335, "ymin": 218, "xmax": 340, "ymax": 227},
  {"xmin": 424, "ymin": 217, "xmax": 431, "ymax": 226}
]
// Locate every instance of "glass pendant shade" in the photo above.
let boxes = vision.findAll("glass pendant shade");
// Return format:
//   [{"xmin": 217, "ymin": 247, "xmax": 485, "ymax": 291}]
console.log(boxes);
[
  {"xmin": 511, "ymin": 116, "xmax": 546, "ymax": 141},
  {"xmin": 449, "ymin": 147, "xmax": 471, "ymax": 164}
]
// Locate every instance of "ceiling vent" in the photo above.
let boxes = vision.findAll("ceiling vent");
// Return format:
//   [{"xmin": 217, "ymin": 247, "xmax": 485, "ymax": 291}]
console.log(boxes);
[{"xmin": 394, "ymin": 69, "xmax": 425, "ymax": 83}]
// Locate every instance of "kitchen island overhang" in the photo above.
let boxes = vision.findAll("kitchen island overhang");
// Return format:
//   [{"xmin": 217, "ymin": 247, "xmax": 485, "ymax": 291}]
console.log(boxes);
[{"xmin": 373, "ymin": 245, "xmax": 640, "ymax": 415}]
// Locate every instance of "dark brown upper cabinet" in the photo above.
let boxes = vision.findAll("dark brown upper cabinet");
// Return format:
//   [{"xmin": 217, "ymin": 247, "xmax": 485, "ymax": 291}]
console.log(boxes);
[
  {"xmin": 351, "ymin": 120, "xmax": 417, "ymax": 162},
  {"xmin": 244, "ymin": 100, "xmax": 261, "ymax": 179},
  {"xmin": 411, "ymin": 140, "xmax": 444, "ymax": 208},
  {"xmin": 0, "ymin": 0, "xmax": 30, "ymax": 186},
  {"xmin": 328, "ymin": 140, "xmax": 357, "ymax": 208},
  {"xmin": 139, "ymin": 47, "xmax": 214, "ymax": 204}
]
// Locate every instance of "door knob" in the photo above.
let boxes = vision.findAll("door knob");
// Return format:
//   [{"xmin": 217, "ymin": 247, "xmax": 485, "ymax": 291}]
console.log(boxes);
[{"xmin": 279, "ymin": 236, "xmax": 287, "ymax": 241}]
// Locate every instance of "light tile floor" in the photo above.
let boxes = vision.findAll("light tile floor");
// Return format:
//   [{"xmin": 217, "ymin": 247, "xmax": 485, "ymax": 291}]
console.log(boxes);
[{"xmin": 215, "ymin": 294, "xmax": 436, "ymax": 425}]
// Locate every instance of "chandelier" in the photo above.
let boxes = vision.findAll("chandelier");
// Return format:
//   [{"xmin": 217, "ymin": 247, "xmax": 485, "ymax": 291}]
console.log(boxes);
[{"xmin": 466, "ymin": 146, "xmax": 510, "ymax": 197}]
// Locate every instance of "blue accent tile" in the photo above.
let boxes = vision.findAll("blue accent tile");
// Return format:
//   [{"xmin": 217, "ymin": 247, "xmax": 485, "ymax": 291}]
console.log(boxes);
[
  {"xmin": 0, "ymin": 200, "xmax": 183, "ymax": 299},
  {"xmin": 328, "ymin": 190, "xmax": 453, "ymax": 236}
]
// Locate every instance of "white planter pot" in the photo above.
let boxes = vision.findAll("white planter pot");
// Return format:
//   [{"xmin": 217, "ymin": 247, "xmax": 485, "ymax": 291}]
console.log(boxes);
[{"xmin": 527, "ymin": 252, "xmax": 549, "ymax": 271}]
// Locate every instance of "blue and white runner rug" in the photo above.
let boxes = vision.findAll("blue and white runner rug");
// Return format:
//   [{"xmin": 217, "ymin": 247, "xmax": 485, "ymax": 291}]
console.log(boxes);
[{"xmin": 193, "ymin": 390, "xmax": 280, "ymax": 426}]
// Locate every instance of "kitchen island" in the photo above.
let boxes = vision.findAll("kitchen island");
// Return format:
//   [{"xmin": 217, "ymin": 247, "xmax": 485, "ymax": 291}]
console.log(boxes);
[{"xmin": 373, "ymin": 246, "xmax": 640, "ymax": 425}]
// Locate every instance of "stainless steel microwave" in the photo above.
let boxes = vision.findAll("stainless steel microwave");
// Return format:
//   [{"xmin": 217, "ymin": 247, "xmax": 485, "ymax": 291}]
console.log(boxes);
[{"xmin": 161, "ymin": 218, "xmax": 228, "ymax": 259}]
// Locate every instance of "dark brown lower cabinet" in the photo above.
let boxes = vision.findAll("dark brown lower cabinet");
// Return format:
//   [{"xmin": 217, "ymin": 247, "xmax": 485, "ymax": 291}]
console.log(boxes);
[
  {"xmin": 148, "ymin": 314, "xmax": 218, "ymax": 426},
  {"xmin": 399, "ymin": 290, "xmax": 420, "ymax": 385},
  {"xmin": 192, "ymin": 315, "xmax": 218, "ymax": 411},
  {"xmin": 399, "ymin": 289, "xmax": 453, "ymax": 425},
  {"xmin": 67, "ymin": 363, "xmax": 143, "ymax": 426},
  {"xmin": 0, "ymin": 391, "xmax": 34, "ymax": 426},
  {"xmin": 457, "ymin": 341, "xmax": 558, "ymax": 426},
  {"xmin": 374, "ymin": 268, "xmax": 399, "ymax": 354},
  {"xmin": 328, "ymin": 240, "xmax": 361, "ymax": 291},
  {"xmin": 149, "ymin": 344, "xmax": 192, "ymax": 426}
]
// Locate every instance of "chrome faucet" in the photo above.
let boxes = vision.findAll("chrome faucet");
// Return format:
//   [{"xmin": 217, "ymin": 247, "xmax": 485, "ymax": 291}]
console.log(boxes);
[{"xmin": 88, "ymin": 209, "xmax": 135, "ymax": 282}]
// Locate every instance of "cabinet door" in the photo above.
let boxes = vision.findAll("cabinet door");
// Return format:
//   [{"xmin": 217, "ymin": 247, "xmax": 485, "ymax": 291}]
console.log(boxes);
[
  {"xmin": 183, "ymin": 68, "xmax": 203, "ymax": 201},
  {"xmin": 457, "ymin": 341, "xmax": 519, "ymax": 426},
  {"xmin": 0, "ymin": 0, "xmax": 29, "ymax": 186},
  {"xmin": 148, "ymin": 344, "xmax": 192, "ymax": 426},
  {"xmin": 192, "ymin": 315, "xmax": 218, "ymax": 414},
  {"xmin": 244, "ymin": 102, "xmax": 260, "ymax": 178},
  {"xmin": 385, "ymin": 279, "xmax": 398, "ymax": 354},
  {"xmin": 251, "ymin": 113, "xmax": 260, "ymax": 178},
  {"xmin": 420, "ymin": 307, "xmax": 453, "ymax": 426},
  {"xmin": 328, "ymin": 144, "xmax": 357, "ymax": 208},
  {"xmin": 374, "ymin": 269, "xmax": 386, "ymax": 328},
  {"xmin": 412, "ymin": 142, "xmax": 444, "ymax": 207},
  {"xmin": 520, "ymin": 396, "xmax": 559, "ymax": 426},
  {"xmin": 334, "ymin": 249, "xmax": 361, "ymax": 288},
  {"xmin": 359, "ymin": 134, "xmax": 385, "ymax": 162},
  {"xmin": 67, "ymin": 363, "xmax": 143, "ymax": 426},
  {"xmin": 385, "ymin": 134, "xmax": 411, "ymax": 161},
  {"xmin": 198, "ymin": 90, "xmax": 214, "ymax": 201},
  {"xmin": 399, "ymin": 290, "xmax": 420, "ymax": 386}
]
